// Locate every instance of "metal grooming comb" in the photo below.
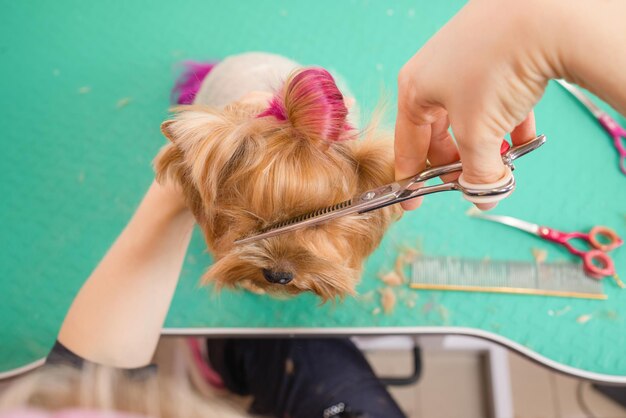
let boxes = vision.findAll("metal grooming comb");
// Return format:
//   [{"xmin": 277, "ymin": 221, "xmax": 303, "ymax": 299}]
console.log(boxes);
[{"xmin": 410, "ymin": 256, "xmax": 606, "ymax": 300}]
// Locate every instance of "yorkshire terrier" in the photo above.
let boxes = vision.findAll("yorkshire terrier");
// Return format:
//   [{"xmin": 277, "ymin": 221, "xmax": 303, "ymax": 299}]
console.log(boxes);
[{"xmin": 155, "ymin": 52, "xmax": 400, "ymax": 300}]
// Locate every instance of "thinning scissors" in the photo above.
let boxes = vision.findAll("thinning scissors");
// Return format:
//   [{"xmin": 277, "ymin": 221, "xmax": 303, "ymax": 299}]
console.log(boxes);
[
  {"xmin": 556, "ymin": 79, "xmax": 626, "ymax": 175},
  {"xmin": 470, "ymin": 212, "xmax": 623, "ymax": 282},
  {"xmin": 236, "ymin": 135, "xmax": 547, "ymax": 245}
]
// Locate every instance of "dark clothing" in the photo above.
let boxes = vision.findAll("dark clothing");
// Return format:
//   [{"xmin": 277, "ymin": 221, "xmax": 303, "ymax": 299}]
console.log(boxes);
[
  {"xmin": 46, "ymin": 341, "xmax": 156, "ymax": 377},
  {"xmin": 47, "ymin": 341, "xmax": 87, "ymax": 368},
  {"xmin": 206, "ymin": 338, "xmax": 406, "ymax": 418}
]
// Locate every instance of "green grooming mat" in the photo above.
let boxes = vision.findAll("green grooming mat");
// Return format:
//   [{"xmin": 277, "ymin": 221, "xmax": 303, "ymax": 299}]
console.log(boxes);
[{"xmin": 1, "ymin": 0, "xmax": 625, "ymax": 379}]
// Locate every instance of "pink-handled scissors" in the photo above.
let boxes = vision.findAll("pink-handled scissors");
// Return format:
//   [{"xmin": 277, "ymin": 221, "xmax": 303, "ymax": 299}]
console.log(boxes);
[
  {"xmin": 557, "ymin": 79, "xmax": 626, "ymax": 175},
  {"xmin": 469, "ymin": 212, "xmax": 624, "ymax": 283}
]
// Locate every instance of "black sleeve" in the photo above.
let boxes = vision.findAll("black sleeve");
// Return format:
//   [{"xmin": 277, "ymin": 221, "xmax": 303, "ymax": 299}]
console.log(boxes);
[
  {"xmin": 206, "ymin": 338, "xmax": 407, "ymax": 418},
  {"xmin": 46, "ymin": 340, "xmax": 156, "ymax": 377}
]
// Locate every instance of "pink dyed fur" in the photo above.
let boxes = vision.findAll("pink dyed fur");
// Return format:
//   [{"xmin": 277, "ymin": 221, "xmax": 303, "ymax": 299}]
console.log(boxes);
[
  {"xmin": 258, "ymin": 68, "xmax": 350, "ymax": 142},
  {"xmin": 172, "ymin": 61, "xmax": 217, "ymax": 105}
]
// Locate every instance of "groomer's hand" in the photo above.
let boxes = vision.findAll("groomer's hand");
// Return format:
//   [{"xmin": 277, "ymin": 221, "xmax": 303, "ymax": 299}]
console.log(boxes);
[{"xmin": 395, "ymin": 0, "xmax": 563, "ymax": 210}]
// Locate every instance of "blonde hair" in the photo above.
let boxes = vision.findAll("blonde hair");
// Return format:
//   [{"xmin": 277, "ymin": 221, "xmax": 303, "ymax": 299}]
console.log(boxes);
[{"xmin": 0, "ymin": 339, "xmax": 248, "ymax": 418}]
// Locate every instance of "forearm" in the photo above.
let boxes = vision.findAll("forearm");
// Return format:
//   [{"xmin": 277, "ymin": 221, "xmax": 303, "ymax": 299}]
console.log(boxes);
[
  {"xmin": 58, "ymin": 180, "xmax": 195, "ymax": 368},
  {"xmin": 556, "ymin": 0, "xmax": 626, "ymax": 114}
]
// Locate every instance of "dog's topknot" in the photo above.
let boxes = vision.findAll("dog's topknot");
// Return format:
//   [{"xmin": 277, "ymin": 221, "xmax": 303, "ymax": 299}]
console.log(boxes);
[{"xmin": 258, "ymin": 68, "xmax": 350, "ymax": 143}]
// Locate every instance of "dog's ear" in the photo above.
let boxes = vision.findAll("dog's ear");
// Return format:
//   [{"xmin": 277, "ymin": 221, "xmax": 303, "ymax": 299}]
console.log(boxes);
[
  {"xmin": 154, "ymin": 119, "xmax": 185, "ymax": 189},
  {"xmin": 154, "ymin": 107, "xmax": 263, "ymax": 234},
  {"xmin": 153, "ymin": 118, "xmax": 205, "ymax": 225},
  {"xmin": 154, "ymin": 108, "xmax": 225, "ymax": 185},
  {"xmin": 160, "ymin": 120, "xmax": 176, "ymax": 142}
]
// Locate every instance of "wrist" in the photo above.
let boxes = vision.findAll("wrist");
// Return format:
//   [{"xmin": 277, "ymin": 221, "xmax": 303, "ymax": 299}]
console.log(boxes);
[
  {"xmin": 550, "ymin": 1, "xmax": 587, "ymax": 82},
  {"xmin": 466, "ymin": 0, "xmax": 566, "ymax": 80},
  {"xmin": 508, "ymin": 0, "xmax": 570, "ymax": 80},
  {"xmin": 556, "ymin": 1, "xmax": 626, "ymax": 114}
]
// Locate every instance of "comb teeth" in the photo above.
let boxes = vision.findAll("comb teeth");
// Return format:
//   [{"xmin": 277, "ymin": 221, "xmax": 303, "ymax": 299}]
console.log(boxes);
[{"xmin": 258, "ymin": 199, "xmax": 353, "ymax": 234}]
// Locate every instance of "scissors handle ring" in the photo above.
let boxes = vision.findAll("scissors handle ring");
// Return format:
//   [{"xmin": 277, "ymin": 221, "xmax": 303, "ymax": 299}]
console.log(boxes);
[
  {"xmin": 583, "ymin": 250, "xmax": 615, "ymax": 279},
  {"xmin": 588, "ymin": 226, "xmax": 624, "ymax": 252}
]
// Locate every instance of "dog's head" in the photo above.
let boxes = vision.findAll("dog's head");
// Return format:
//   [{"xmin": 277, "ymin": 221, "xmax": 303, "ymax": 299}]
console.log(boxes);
[{"xmin": 155, "ymin": 68, "xmax": 400, "ymax": 300}]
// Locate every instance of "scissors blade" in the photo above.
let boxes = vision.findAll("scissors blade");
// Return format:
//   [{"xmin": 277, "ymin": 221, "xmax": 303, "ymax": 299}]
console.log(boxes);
[
  {"xmin": 237, "ymin": 135, "xmax": 546, "ymax": 245},
  {"xmin": 234, "ymin": 183, "xmax": 402, "ymax": 245},
  {"xmin": 468, "ymin": 212, "xmax": 540, "ymax": 236},
  {"xmin": 556, "ymin": 79, "xmax": 604, "ymax": 119}
]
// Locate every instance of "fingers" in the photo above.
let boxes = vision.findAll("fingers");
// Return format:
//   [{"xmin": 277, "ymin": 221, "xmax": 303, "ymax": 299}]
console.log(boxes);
[
  {"xmin": 427, "ymin": 115, "xmax": 460, "ymax": 183},
  {"xmin": 394, "ymin": 109, "xmax": 431, "ymax": 210},
  {"xmin": 511, "ymin": 111, "xmax": 536, "ymax": 145},
  {"xmin": 394, "ymin": 110, "xmax": 431, "ymax": 180},
  {"xmin": 396, "ymin": 107, "xmax": 535, "ymax": 212},
  {"xmin": 453, "ymin": 122, "xmax": 507, "ymax": 210},
  {"xmin": 395, "ymin": 62, "xmax": 444, "ymax": 211}
]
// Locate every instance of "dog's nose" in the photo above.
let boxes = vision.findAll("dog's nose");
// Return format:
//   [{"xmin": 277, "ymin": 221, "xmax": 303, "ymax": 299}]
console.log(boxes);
[{"xmin": 262, "ymin": 269, "xmax": 293, "ymax": 285}]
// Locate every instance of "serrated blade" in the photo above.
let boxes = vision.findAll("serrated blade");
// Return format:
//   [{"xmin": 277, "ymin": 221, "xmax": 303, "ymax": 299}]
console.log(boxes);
[
  {"xmin": 235, "ymin": 183, "xmax": 401, "ymax": 245},
  {"xmin": 235, "ymin": 199, "xmax": 355, "ymax": 245}
]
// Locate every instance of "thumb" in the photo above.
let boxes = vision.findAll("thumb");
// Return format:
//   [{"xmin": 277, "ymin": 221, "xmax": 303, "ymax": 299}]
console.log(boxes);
[{"xmin": 452, "ymin": 123, "xmax": 508, "ymax": 210}]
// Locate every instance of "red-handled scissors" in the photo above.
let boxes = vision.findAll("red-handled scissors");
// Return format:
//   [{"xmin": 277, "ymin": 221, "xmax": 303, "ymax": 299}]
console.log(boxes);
[
  {"xmin": 557, "ymin": 79, "xmax": 626, "ymax": 175},
  {"xmin": 469, "ymin": 212, "xmax": 623, "ymax": 284}
]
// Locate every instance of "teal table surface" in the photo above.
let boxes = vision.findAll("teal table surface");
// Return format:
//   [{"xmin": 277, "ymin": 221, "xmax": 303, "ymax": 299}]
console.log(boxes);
[{"xmin": 1, "ymin": 1, "xmax": 625, "ymax": 380}]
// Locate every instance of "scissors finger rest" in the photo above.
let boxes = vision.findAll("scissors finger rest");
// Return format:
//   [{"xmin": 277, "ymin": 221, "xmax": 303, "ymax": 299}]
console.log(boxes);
[
  {"xmin": 588, "ymin": 226, "xmax": 624, "ymax": 252},
  {"xmin": 583, "ymin": 250, "xmax": 616, "ymax": 279}
]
